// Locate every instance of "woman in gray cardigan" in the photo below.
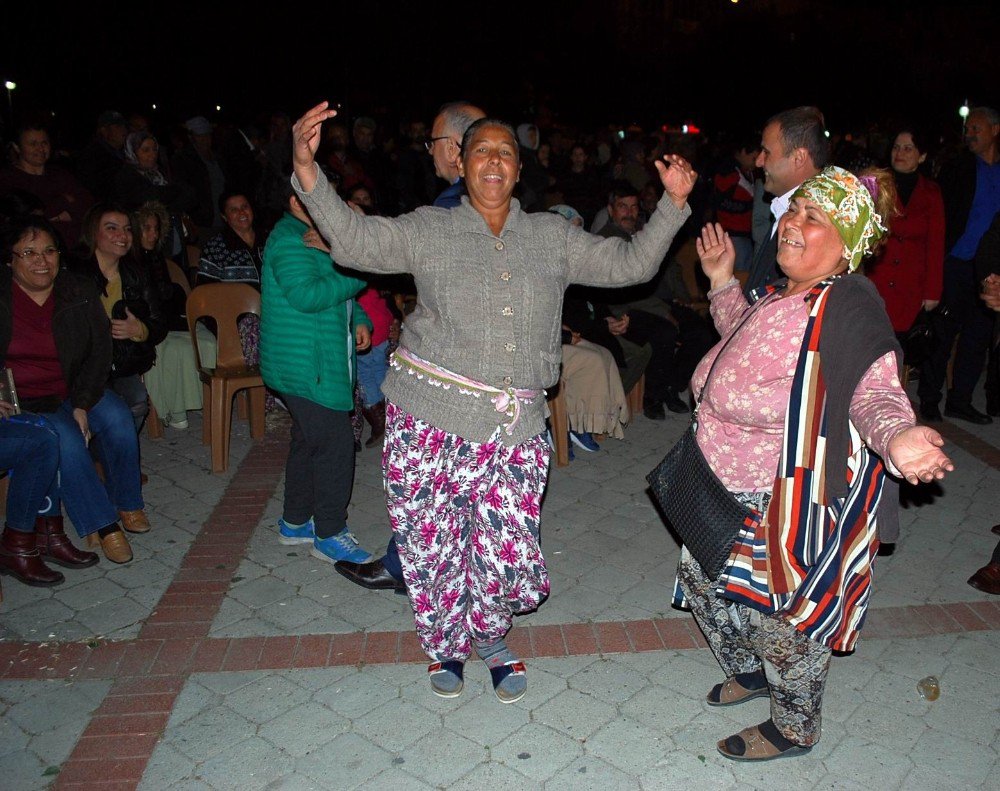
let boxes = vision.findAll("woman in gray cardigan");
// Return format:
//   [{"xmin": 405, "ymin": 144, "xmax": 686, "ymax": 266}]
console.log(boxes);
[{"xmin": 292, "ymin": 103, "xmax": 696, "ymax": 703}]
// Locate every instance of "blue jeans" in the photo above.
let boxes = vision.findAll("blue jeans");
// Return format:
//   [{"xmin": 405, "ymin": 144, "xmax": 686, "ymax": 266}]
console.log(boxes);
[
  {"xmin": 38, "ymin": 390, "xmax": 143, "ymax": 537},
  {"xmin": 357, "ymin": 340, "xmax": 389, "ymax": 407},
  {"xmin": 0, "ymin": 414, "xmax": 60, "ymax": 532}
]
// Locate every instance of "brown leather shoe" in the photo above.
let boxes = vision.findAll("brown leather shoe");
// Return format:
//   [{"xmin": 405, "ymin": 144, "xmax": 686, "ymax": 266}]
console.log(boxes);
[
  {"xmin": 35, "ymin": 516, "xmax": 99, "ymax": 569},
  {"xmin": 119, "ymin": 510, "xmax": 151, "ymax": 534},
  {"xmin": 0, "ymin": 525, "xmax": 65, "ymax": 586},
  {"xmin": 87, "ymin": 527, "xmax": 133, "ymax": 564},
  {"xmin": 707, "ymin": 674, "xmax": 770, "ymax": 707},
  {"xmin": 968, "ymin": 563, "xmax": 1000, "ymax": 595}
]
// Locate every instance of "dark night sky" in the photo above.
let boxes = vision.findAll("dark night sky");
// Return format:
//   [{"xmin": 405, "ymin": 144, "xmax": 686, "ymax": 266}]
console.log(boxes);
[{"xmin": 2, "ymin": 1, "xmax": 997, "ymax": 145}]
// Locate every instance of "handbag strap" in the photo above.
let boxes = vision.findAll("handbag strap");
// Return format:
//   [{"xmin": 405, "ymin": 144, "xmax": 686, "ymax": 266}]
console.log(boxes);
[{"xmin": 693, "ymin": 290, "xmax": 779, "ymax": 422}]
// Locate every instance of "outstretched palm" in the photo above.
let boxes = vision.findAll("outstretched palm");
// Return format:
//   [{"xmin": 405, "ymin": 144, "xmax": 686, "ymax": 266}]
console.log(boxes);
[{"xmin": 888, "ymin": 426, "xmax": 954, "ymax": 485}]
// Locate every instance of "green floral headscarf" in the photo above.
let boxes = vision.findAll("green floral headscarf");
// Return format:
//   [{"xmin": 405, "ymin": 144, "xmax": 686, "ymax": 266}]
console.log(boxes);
[{"xmin": 792, "ymin": 166, "xmax": 887, "ymax": 272}]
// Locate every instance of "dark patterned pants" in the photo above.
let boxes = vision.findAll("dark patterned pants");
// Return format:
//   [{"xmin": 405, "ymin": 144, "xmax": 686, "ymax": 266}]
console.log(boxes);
[{"xmin": 677, "ymin": 499, "xmax": 832, "ymax": 746}]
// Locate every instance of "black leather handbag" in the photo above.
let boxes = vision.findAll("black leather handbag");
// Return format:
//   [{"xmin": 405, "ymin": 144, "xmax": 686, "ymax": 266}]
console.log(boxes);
[{"xmin": 646, "ymin": 300, "xmax": 766, "ymax": 579}]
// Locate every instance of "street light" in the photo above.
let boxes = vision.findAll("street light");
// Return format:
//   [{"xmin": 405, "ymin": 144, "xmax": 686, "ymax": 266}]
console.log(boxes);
[{"xmin": 4, "ymin": 80, "xmax": 15, "ymax": 114}]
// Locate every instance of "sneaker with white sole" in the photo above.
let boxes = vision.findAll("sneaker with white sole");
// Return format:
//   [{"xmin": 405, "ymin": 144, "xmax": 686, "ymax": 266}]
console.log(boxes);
[
  {"xmin": 311, "ymin": 527, "xmax": 373, "ymax": 564},
  {"xmin": 278, "ymin": 517, "xmax": 315, "ymax": 545},
  {"xmin": 569, "ymin": 431, "xmax": 600, "ymax": 452}
]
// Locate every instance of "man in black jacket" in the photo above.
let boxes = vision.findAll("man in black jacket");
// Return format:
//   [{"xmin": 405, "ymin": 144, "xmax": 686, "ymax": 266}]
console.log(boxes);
[{"xmin": 918, "ymin": 107, "xmax": 1000, "ymax": 424}]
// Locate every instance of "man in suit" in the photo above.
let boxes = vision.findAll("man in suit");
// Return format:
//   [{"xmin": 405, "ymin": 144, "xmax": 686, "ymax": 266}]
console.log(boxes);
[{"xmin": 743, "ymin": 107, "xmax": 828, "ymax": 300}]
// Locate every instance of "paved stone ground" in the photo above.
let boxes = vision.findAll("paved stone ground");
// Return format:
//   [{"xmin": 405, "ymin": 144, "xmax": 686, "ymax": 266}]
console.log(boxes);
[{"xmin": 1, "ymin": 388, "xmax": 998, "ymax": 790}]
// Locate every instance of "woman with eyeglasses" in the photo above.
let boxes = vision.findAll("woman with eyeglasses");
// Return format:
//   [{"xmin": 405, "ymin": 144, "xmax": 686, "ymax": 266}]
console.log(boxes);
[{"xmin": 1, "ymin": 216, "xmax": 143, "ymax": 567}]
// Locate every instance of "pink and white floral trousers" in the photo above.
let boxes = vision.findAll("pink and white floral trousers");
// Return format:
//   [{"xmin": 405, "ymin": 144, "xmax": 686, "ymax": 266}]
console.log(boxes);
[{"xmin": 383, "ymin": 402, "xmax": 551, "ymax": 661}]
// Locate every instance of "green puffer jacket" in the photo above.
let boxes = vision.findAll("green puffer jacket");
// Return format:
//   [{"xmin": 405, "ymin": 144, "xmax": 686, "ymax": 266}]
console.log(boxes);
[{"xmin": 260, "ymin": 212, "xmax": 371, "ymax": 410}]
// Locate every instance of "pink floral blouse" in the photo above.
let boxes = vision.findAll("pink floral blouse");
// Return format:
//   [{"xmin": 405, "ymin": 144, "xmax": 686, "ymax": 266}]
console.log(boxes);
[{"xmin": 691, "ymin": 280, "xmax": 915, "ymax": 492}]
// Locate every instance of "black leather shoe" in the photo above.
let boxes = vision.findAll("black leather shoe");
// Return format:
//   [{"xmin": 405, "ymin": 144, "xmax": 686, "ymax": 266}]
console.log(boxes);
[
  {"xmin": 944, "ymin": 402, "xmax": 993, "ymax": 425},
  {"xmin": 334, "ymin": 558, "xmax": 406, "ymax": 592},
  {"xmin": 664, "ymin": 389, "xmax": 690, "ymax": 414},
  {"xmin": 919, "ymin": 402, "xmax": 942, "ymax": 422},
  {"xmin": 643, "ymin": 401, "xmax": 666, "ymax": 421}
]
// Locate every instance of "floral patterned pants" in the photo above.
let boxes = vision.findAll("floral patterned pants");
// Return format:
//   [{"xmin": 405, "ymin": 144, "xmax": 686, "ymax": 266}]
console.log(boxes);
[
  {"xmin": 383, "ymin": 402, "xmax": 550, "ymax": 661},
  {"xmin": 676, "ymin": 494, "xmax": 832, "ymax": 746}
]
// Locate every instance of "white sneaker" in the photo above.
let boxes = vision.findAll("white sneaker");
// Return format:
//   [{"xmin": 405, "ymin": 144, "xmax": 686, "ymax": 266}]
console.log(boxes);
[{"xmin": 168, "ymin": 416, "xmax": 189, "ymax": 429}]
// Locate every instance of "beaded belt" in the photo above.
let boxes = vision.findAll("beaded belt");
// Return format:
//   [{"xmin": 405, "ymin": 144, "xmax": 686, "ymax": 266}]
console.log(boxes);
[{"xmin": 392, "ymin": 347, "xmax": 540, "ymax": 436}]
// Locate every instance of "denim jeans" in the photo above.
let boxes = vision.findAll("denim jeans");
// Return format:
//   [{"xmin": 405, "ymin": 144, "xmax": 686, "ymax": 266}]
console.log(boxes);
[
  {"xmin": 357, "ymin": 340, "xmax": 389, "ymax": 407},
  {"xmin": 0, "ymin": 414, "xmax": 60, "ymax": 532},
  {"xmin": 37, "ymin": 390, "xmax": 144, "ymax": 537}
]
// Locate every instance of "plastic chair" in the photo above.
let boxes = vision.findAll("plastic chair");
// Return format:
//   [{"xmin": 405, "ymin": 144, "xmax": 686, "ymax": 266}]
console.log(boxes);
[{"xmin": 186, "ymin": 284, "xmax": 266, "ymax": 473}]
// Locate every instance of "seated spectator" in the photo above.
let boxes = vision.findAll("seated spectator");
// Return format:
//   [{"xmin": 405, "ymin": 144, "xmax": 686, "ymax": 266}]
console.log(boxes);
[
  {"xmin": 0, "ymin": 118, "xmax": 93, "ymax": 247},
  {"xmin": 568, "ymin": 182, "xmax": 690, "ymax": 419},
  {"xmin": 710, "ymin": 134, "xmax": 760, "ymax": 272},
  {"xmin": 171, "ymin": 117, "xmax": 227, "ymax": 250},
  {"xmin": 557, "ymin": 144, "xmax": 604, "ymax": 227},
  {"xmin": 198, "ymin": 192, "xmax": 273, "ymax": 409},
  {"xmin": 549, "ymin": 205, "xmax": 631, "ymax": 452},
  {"xmin": 0, "ymin": 412, "xmax": 92, "ymax": 596},
  {"xmin": 350, "ymin": 117, "xmax": 395, "ymax": 213},
  {"xmin": 1, "ymin": 216, "xmax": 146, "ymax": 563},
  {"xmin": 76, "ymin": 111, "xmax": 128, "ymax": 203},
  {"xmin": 134, "ymin": 201, "xmax": 217, "ymax": 430},
  {"xmin": 112, "ymin": 131, "xmax": 195, "ymax": 257},
  {"xmin": 320, "ymin": 122, "xmax": 374, "ymax": 196},
  {"xmin": 394, "ymin": 118, "xmax": 437, "ymax": 213},
  {"xmin": 70, "ymin": 204, "xmax": 167, "ymax": 433}
]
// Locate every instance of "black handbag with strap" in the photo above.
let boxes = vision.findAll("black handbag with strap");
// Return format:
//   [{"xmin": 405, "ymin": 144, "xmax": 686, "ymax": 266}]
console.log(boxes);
[{"xmin": 646, "ymin": 295, "xmax": 769, "ymax": 578}]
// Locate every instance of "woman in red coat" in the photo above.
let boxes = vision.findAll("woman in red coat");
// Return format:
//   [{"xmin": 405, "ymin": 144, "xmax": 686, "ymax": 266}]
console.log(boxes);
[{"xmin": 867, "ymin": 128, "xmax": 945, "ymax": 335}]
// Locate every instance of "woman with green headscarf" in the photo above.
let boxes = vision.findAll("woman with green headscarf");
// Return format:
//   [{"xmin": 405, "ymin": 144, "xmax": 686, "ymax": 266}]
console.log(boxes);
[{"xmin": 668, "ymin": 166, "xmax": 953, "ymax": 761}]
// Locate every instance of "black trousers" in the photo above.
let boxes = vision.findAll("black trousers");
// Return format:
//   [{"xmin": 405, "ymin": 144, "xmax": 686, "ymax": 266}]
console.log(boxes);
[
  {"xmin": 281, "ymin": 393, "xmax": 355, "ymax": 540},
  {"xmin": 918, "ymin": 258, "xmax": 994, "ymax": 406}
]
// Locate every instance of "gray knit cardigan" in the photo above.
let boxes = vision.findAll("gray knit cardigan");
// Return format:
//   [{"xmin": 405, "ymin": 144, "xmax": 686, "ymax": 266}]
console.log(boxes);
[{"xmin": 294, "ymin": 166, "xmax": 690, "ymax": 444}]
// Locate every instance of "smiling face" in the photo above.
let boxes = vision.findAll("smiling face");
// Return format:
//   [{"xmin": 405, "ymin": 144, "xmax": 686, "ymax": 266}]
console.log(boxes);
[
  {"xmin": 9, "ymin": 228, "xmax": 59, "ymax": 297},
  {"xmin": 891, "ymin": 133, "xmax": 926, "ymax": 174},
  {"xmin": 95, "ymin": 212, "xmax": 133, "ymax": 262},
  {"xmin": 458, "ymin": 124, "xmax": 521, "ymax": 213},
  {"xmin": 756, "ymin": 121, "xmax": 799, "ymax": 195},
  {"xmin": 222, "ymin": 195, "xmax": 254, "ymax": 235},
  {"xmin": 775, "ymin": 196, "xmax": 847, "ymax": 291}
]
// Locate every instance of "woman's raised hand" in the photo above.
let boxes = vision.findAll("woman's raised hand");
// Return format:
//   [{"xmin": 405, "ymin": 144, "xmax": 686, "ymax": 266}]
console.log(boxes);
[
  {"xmin": 654, "ymin": 154, "xmax": 697, "ymax": 209},
  {"xmin": 696, "ymin": 223, "xmax": 736, "ymax": 291},
  {"xmin": 292, "ymin": 102, "xmax": 338, "ymax": 192},
  {"xmin": 888, "ymin": 425, "xmax": 954, "ymax": 485}
]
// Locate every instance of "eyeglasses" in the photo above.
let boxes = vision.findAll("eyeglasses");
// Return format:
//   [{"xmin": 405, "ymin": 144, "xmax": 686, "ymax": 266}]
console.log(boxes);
[
  {"xmin": 424, "ymin": 136, "xmax": 459, "ymax": 153},
  {"xmin": 12, "ymin": 247, "xmax": 60, "ymax": 262}
]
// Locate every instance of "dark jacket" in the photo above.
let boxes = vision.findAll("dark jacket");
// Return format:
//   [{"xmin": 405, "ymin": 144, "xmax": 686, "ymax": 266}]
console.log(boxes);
[
  {"xmin": 0, "ymin": 269, "xmax": 112, "ymax": 413},
  {"xmin": 69, "ymin": 253, "xmax": 168, "ymax": 378},
  {"xmin": 937, "ymin": 150, "xmax": 978, "ymax": 254}
]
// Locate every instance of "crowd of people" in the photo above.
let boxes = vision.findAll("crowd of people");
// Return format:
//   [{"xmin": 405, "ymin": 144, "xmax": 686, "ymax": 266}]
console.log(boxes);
[{"xmin": 0, "ymin": 96, "xmax": 997, "ymax": 761}]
